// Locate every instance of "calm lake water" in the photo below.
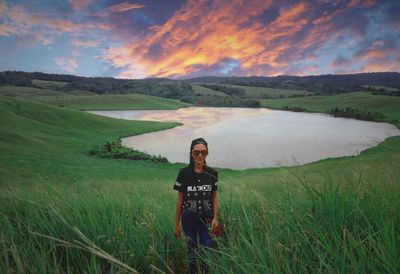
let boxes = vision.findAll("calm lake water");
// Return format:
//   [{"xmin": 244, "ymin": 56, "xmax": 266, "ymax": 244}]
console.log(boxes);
[{"xmin": 89, "ymin": 107, "xmax": 400, "ymax": 169}]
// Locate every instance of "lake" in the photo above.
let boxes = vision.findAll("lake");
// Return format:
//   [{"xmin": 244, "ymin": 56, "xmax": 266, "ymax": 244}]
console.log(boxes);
[{"xmin": 88, "ymin": 107, "xmax": 400, "ymax": 169}]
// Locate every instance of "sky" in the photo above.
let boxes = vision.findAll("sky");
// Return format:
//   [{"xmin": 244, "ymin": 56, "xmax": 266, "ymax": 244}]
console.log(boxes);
[{"xmin": 0, "ymin": 0, "xmax": 399, "ymax": 79}]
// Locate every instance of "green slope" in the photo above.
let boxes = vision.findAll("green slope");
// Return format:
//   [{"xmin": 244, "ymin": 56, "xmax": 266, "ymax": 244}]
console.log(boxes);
[
  {"xmin": 32, "ymin": 79, "xmax": 68, "ymax": 89},
  {"xmin": 0, "ymin": 85, "xmax": 66, "ymax": 97},
  {"xmin": 0, "ymin": 85, "xmax": 190, "ymax": 110},
  {"xmin": 226, "ymin": 84, "xmax": 312, "ymax": 98},
  {"xmin": 0, "ymin": 95, "xmax": 399, "ymax": 273},
  {"xmin": 260, "ymin": 91, "xmax": 400, "ymax": 126},
  {"xmin": 33, "ymin": 93, "xmax": 191, "ymax": 110},
  {"xmin": 0, "ymin": 96, "xmax": 181, "ymax": 185},
  {"xmin": 192, "ymin": 84, "xmax": 228, "ymax": 96}
]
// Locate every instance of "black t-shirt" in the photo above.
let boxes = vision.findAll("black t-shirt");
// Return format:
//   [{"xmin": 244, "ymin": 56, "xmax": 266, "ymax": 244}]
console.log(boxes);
[{"xmin": 173, "ymin": 165, "xmax": 218, "ymax": 216}]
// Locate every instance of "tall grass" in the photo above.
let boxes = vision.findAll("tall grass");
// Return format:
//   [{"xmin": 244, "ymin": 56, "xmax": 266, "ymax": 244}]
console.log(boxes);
[
  {"xmin": 205, "ymin": 175, "xmax": 400, "ymax": 273},
  {"xmin": 1, "ymin": 182, "xmax": 186, "ymax": 273},
  {"xmin": 1, "ymin": 171, "xmax": 399, "ymax": 273},
  {"xmin": 1, "ymin": 95, "xmax": 400, "ymax": 273}
]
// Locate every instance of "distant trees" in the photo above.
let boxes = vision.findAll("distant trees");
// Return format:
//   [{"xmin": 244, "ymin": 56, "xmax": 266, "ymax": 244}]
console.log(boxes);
[
  {"xmin": 0, "ymin": 71, "xmax": 32, "ymax": 86},
  {"xmin": 2, "ymin": 70, "xmax": 400, "ymax": 105},
  {"xmin": 0, "ymin": 70, "xmax": 195, "ymax": 98},
  {"xmin": 370, "ymin": 87, "xmax": 400, "ymax": 97},
  {"xmin": 62, "ymin": 78, "xmax": 195, "ymax": 98}
]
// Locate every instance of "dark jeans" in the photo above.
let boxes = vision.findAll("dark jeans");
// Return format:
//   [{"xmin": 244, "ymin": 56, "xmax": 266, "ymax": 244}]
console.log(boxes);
[{"xmin": 181, "ymin": 208, "xmax": 212, "ymax": 274}]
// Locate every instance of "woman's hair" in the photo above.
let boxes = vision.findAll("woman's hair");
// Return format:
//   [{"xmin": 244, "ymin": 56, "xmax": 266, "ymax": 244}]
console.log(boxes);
[{"xmin": 189, "ymin": 137, "xmax": 208, "ymax": 168}]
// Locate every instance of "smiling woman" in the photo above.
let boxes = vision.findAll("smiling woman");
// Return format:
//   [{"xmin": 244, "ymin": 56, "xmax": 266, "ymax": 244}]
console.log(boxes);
[{"xmin": 173, "ymin": 138, "xmax": 219, "ymax": 274}]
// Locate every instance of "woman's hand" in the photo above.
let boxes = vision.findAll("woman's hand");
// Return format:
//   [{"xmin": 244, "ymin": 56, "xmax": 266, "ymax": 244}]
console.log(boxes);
[
  {"xmin": 211, "ymin": 217, "xmax": 218, "ymax": 230},
  {"xmin": 174, "ymin": 225, "xmax": 181, "ymax": 239}
]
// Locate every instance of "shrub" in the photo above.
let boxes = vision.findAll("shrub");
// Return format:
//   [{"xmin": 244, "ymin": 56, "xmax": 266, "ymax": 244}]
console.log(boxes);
[
  {"xmin": 88, "ymin": 141, "xmax": 169, "ymax": 163},
  {"xmin": 329, "ymin": 107, "xmax": 387, "ymax": 122}
]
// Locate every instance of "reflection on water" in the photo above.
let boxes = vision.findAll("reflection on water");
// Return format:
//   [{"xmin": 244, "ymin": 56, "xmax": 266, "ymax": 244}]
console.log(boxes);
[{"xmin": 88, "ymin": 107, "xmax": 400, "ymax": 169}]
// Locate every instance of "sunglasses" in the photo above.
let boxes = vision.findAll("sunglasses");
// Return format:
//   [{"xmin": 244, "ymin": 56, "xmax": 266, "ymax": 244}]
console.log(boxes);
[{"xmin": 192, "ymin": 150, "xmax": 208, "ymax": 156}]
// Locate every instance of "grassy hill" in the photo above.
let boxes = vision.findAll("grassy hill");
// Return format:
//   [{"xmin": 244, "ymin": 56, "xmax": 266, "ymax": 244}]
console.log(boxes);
[
  {"xmin": 260, "ymin": 91, "xmax": 400, "ymax": 126},
  {"xmin": 0, "ymin": 96, "xmax": 181, "ymax": 185},
  {"xmin": 32, "ymin": 79, "xmax": 68, "ymax": 89},
  {"xmin": 225, "ymin": 84, "xmax": 312, "ymax": 98},
  {"xmin": 192, "ymin": 84, "xmax": 229, "ymax": 97},
  {"xmin": 0, "ymin": 95, "xmax": 399, "ymax": 273},
  {"xmin": 0, "ymin": 85, "xmax": 66, "ymax": 97},
  {"xmin": 33, "ymin": 94, "xmax": 191, "ymax": 110},
  {"xmin": 0, "ymin": 84, "xmax": 190, "ymax": 110}
]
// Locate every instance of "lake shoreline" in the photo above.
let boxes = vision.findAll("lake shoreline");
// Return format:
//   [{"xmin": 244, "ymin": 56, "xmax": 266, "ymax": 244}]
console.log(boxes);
[{"xmin": 89, "ymin": 107, "xmax": 400, "ymax": 170}]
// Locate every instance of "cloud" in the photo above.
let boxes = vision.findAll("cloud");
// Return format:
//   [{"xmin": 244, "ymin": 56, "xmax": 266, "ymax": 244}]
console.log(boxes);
[
  {"xmin": 104, "ymin": 0, "xmax": 391, "ymax": 78},
  {"xmin": 108, "ymin": 2, "xmax": 146, "ymax": 12},
  {"xmin": 0, "ymin": 24, "xmax": 19, "ymax": 36},
  {"xmin": 2, "ymin": 0, "xmax": 399, "ymax": 78},
  {"xmin": 69, "ymin": 0, "xmax": 94, "ymax": 11},
  {"xmin": 54, "ymin": 57, "xmax": 79, "ymax": 73},
  {"xmin": 7, "ymin": 8, "xmax": 113, "ymax": 33},
  {"xmin": 104, "ymin": 0, "xmax": 282, "ymax": 78},
  {"xmin": 354, "ymin": 39, "xmax": 400, "ymax": 73},
  {"xmin": 330, "ymin": 55, "xmax": 352, "ymax": 69},
  {"xmin": 0, "ymin": 0, "xmax": 114, "ymax": 51},
  {"xmin": 71, "ymin": 39, "xmax": 101, "ymax": 47}
]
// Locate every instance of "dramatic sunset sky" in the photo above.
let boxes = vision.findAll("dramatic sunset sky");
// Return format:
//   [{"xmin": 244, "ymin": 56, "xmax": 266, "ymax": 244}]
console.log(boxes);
[{"xmin": 0, "ymin": 0, "xmax": 399, "ymax": 79}]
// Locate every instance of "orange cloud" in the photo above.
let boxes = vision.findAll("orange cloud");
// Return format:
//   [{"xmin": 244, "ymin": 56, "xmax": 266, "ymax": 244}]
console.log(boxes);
[
  {"xmin": 353, "ymin": 40, "xmax": 400, "ymax": 73},
  {"xmin": 355, "ymin": 41, "xmax": 397, "ymax": 61},
  {"xmin": 360, "ymin": 59, "xmax": 400, "ymax": 73},
  {"xmin": 104, "ymin": 0, "xmax": 319, "ymax": 78},
  {"xmin": 69, "ymin": 0, "xmax": 94, "ymax": 11},
  {"xmin": 0, "ymin": 24, "xmax": 18, "ymax": 36},
  {"xmin": 108, "ymin": 2, "xmax": 146, "ymax": 12},
  {"xmin": 347, "ymin": 0, "xmax": 376, "ymax": 8},
  {"xmin": 107, "ymin": 0, "xmax": 380, "ymax": 78}
]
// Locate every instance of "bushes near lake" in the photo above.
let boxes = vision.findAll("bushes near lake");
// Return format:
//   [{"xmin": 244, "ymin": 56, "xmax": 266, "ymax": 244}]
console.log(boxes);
[
  {"xmin": 283, "ymin": 105, "xmax": 307, "ymax": 112},
  {"xmin": 89, "ymin": 141, "xmax": 168, "ymax": 163},
  {"xmin": 181, "ymin": 95, "xmax": 261, "ymax": 108},
  {"xmin": 330, "ymin": 107, "xmax": 386, "ymax": 122}
]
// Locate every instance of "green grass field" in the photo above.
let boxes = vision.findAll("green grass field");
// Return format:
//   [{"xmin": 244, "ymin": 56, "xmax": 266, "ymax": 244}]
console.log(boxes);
[
  {"xmin": 260, "ymin": 91, "xmax": 400, "ymax": 126},
  {"xmin": 33, "ymin": 94, "xmax": 191, "ymax": 110},
  {"xmin": 0, "ymin": 85, "xmax": 66, "ymax": 97},
  {"xmin": 0, "ymin": 84, "xmax": 96, "ymax": 97},
  {"xmin": 225, "ymin": 84, "xmax": 312, "ymax": 98},
  {"xmin": 32, "ymin": 79, "xmax": 68, "ymax": 89},
  {"xmin": 0, "ymin": 85, "xmax": 189, "ymax": 110},
  {"xmin": 1, "ymin": 94, "xmax": 400, "ymax": 273},
  {"xmin": 192, "ymin": 84, "xmax": 228, "ymax": 97},
  {"xmin": 362, "ymin": 85, "xmax": 400, "ymax": 92}
]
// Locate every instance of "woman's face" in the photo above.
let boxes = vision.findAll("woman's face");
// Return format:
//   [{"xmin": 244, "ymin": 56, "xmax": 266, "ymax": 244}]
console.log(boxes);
[{"xmin": 192, "ymin": 144, "xmax": 208, "ymax": 165}]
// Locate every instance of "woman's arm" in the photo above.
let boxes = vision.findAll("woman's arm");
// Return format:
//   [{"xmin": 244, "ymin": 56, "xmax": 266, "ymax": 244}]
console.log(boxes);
[
  {"xmin": 211, "ymin": 191, "xmax": 218, "ymax": 228},
  {"xmin": 174, "ymin": 192, "xmax": 184, "ymax": 238}
]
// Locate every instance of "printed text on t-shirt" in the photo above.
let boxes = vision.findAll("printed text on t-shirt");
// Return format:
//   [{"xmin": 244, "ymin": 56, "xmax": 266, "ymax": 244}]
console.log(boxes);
[{"xmin": 187, "ymin": 185, "xmax": 212, "ymax": 192}]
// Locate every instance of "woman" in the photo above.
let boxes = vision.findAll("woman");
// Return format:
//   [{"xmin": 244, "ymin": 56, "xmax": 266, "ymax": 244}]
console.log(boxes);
[{"xmin": 173, "ymin": 138, "xmax": 219, "ymax": 274}]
